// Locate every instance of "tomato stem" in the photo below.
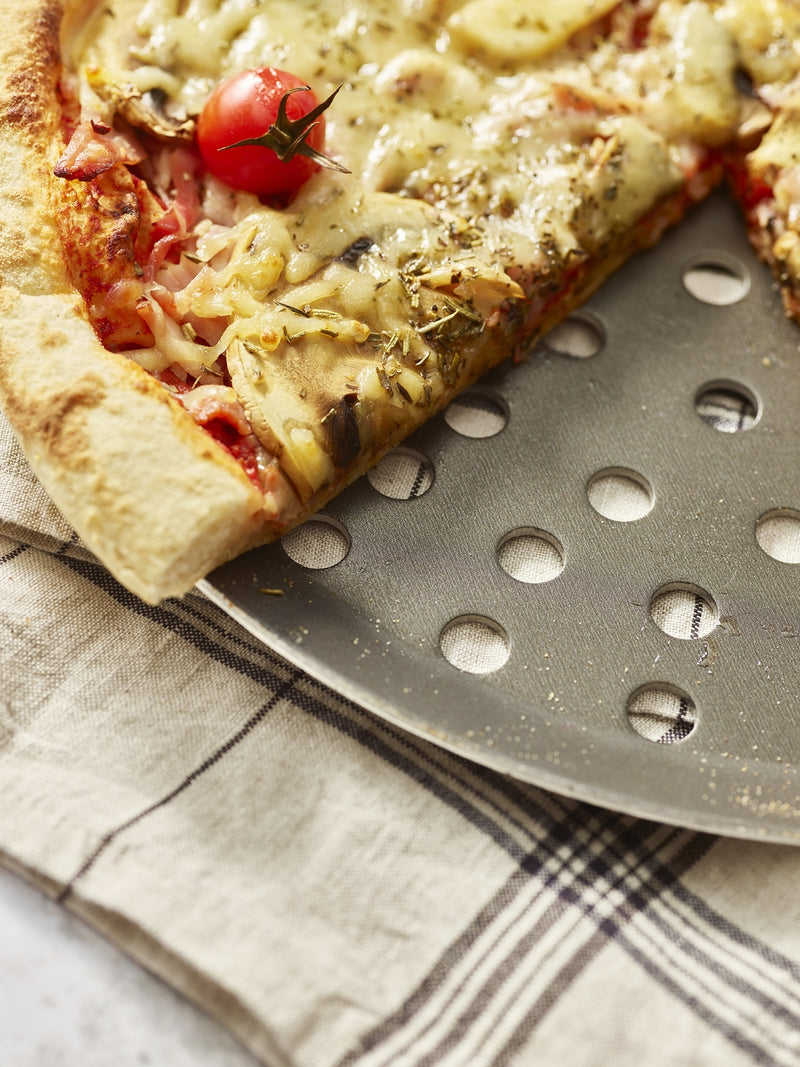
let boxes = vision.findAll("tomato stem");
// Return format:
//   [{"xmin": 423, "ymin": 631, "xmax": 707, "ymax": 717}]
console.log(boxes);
[{"xmin": 221, "ymin": 84, "xmax": 350, "ymax": 174}]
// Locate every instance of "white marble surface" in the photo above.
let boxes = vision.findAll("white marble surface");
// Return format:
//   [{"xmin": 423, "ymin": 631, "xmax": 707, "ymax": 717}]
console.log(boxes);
[{"xmin": 0, "ymin": 865, "xmax": 260, "ymax": 1066}]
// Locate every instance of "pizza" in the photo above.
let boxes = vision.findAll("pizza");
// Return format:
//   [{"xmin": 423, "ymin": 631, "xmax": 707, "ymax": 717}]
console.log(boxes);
[
  {"xmin": 0, "ymin": 0, "xmax": 787, "ymax": 604},
  {"xmin": 711, "ymin": 0, "xmax": 800, "ymax": 320}
]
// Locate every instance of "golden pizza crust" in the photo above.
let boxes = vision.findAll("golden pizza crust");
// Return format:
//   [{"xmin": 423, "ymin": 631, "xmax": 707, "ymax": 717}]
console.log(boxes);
[{"xmin": 0, "ymin": 0, "xmax": 273, "ymax": 603}]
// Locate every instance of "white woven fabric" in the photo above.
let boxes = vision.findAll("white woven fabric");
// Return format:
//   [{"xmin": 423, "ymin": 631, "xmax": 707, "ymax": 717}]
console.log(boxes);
[{"xmin": 3, "ymin": 406, "xmax": 800, "ymax": 1067}]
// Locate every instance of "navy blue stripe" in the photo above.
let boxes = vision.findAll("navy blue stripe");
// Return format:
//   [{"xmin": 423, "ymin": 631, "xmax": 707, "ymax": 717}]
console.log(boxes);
[
  {"xmin": 651, "ymin": 887, "xmax": 800, "ymax": 1030},
  {"xmin": 411, "ymin": 897, "xmax": 586, "ymax": 1067},
  {"xmin": 655, "ymin": 893, "xmax": 800, "ymax": 1019},
  {"xmin": 55, "ymin": 532, "xmax": 81, "ymax": 555},
  {"xmin": 339, "ymin": 821, "xmax": 691, "ymax": 1064},
  {"xmin": 670, "ymin": 880, "xmax": 800, "ymax": 983},
  {"xmin": 616, "ymin": 931, "xmax": 783, "ymax": 1066},
  {"xmin": 495, "ymin": 826, "xmax": 800, "ymax": 1067},
  {"xmin": 53, "ymin": 552, "xmax": 800, "ymax": 1066},
  {"xmin": 496, "ymin": 831, "xmax": 714, "ymax": 1066},
  {"xmin": 400, "ymin": 828, "xmax": 706, "ymax": 1067},
  {"xmin": 490, "ymin": 927, "xmax": 610, "ymax": 1066},
  {"xmin": 564, "ymin": 819, "xmax": 709, "ymax": 906},
  {"xmin": 57, "ymin": 554, "xmax": 292, "ymax": 688},
  {"xmin": 338, "ymin": 862, "xmax": 561, "ymax": 1066},
  {"xmin": 57, "ymin": 553, "xmax": 580, "ymax": 861},
  {"xmin": 55, "ymin": 555, "xmax": 641, "ymax": 1054},
  {"xmin": 172, "ymin": 592, "xmax": 289, "ymax": 668},
  {"xmin": 59, "ymin": 673, "xmax": 302, "ymax": 901},
  {"xmin": 0, "ymin": 543, "xmax": 27, "ymax": 566},
  {"xmin": 617, "ymin": 899, "xmax": 800, "ymax": 1065},
  {"xmin": 691, "ymin": 592, "xmax": 704, "ymax": 639}
]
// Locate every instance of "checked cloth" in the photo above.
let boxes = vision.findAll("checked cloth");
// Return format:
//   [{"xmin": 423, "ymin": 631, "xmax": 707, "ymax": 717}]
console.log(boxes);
[{"xmin": 3, "ymin": 394, "xmax": 800, "ymax": 1067}]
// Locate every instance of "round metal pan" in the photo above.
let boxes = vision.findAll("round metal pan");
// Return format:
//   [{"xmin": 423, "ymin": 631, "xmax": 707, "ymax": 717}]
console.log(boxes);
[{"xmin": 201, "ymin": 191, "xmax": 800, "ymax": 843}]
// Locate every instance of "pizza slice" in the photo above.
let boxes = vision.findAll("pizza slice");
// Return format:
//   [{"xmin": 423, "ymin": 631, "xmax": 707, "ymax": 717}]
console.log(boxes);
[
  {"xmin": 0, "ymin": 0, "xmax": 742, "ymax": 603},
  {"xmin": 709, "ymin": 0, "xmax": 800, "ymax": 321}
]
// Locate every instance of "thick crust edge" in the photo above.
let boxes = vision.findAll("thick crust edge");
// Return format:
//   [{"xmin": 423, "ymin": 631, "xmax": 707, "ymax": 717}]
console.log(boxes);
[{"xmin": 0, "ymin": 0, "xmax": 271, "ymax": 603}]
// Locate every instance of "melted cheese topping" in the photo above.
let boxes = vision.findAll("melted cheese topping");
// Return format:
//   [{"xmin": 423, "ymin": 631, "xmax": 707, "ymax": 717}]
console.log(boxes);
[
  {"xmin": 695, "ymin": 1, "xmax": 800, "ymax": 317},
  {"xmin": 62, "ymin": 0, "xmax": 741, "ymax": 502},
  {"xmin": 710, "ymin": 0, "xmax": 800, "ymax": 89},
  {"xmin": 76, "ymin": 0, "xmax": 738, "ymax": 248}
]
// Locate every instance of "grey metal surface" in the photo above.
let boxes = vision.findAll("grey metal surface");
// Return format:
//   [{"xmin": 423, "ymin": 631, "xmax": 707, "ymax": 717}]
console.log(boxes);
[{"xmin": 201, "ymin": 191, "xmax": 800, "ymax": 843}]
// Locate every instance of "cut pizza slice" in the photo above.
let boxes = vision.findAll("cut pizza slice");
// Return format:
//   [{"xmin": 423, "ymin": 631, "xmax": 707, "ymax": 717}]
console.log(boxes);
[
  {"xmin": 0, "ymin": 0, "xmax": 742, "ymax": 603},
  {"xmin": 711, "ymin": 0, "xmax": 800, "ymax": 320}
]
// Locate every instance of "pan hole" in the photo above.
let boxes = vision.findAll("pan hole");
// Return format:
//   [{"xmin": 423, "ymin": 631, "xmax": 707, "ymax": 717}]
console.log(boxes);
[
  {"xmin": 439, "ymin": 615, "xmax": 510, "ymax": 674},
  {"xmin": 695, "ymin": 382, "xmax": 759, "ymax": 432},
  {"xmin": 281, "ymin": 515, "xmax": 351, "ymax": 569},
  {"xmin": 443, "ymin": 388, "xmax": 508, "ymax": 438},
  {"xmin": 650, "ymin": 583, "xmax": 719, "ymax": 639},
  {"xmin": 755, "ymin": 509, "xmax": 800, "ymax": 564},
  {"xmin": 627, "ymin": 685, "xmax": 697, "ymax": 743},
  {"xmin": 497, "ymin": 528, "xmax": 565, "ymax": 584},
  {"xmin": 543, "ymin": 312, "xmax": 605, "ymax": 359},
  {"xmin": 682, "ymin": 255, "xmax": 749, "ymax": 305},
  {"xmin": 367, "ymin": 448, "xmax": 434, "ymax": 499},
  {"xmin": 587, "ymin": 468, "xmax": 654, "ymax": 522}
]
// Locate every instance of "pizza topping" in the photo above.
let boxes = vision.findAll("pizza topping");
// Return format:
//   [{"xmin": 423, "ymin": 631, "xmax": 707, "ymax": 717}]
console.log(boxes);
[
  {"xmin": 54, "ymin": 118, "xmax": 146, "ymax": 180},
  {"xmin": 56, "ymin": 0, "xmax": 743, "ymax": 504},
  {"xmin": 180, "ymin": 382, "xmax": 251, "ymax": 436},
  {"xmin": 734, "ymin": 103, "xmax": 800, "ymax": 310},
  {"xmin": 748, "ymin": 107, "xmax": 800, "ymax": 182},
  {"xmin": 196, "ymin": 69, "xmax": 347, "ymax": 197},
  {"xmin": 446, "ymin": 0, "xmax": 624, "ymax": 61},
  {"xmin": 337, "ymin": 237, "xmax": 378, "ymax": 268},
  {"xmin": 144, "ymin": 146, "xmax": 202, "ymax": 279},
  {"xmin": 219, "ymin": 83, "xmax": 348, "ymax": 172},
  {"xmin": 710, "ymin": 0, "xmax": 800, "ymax": 91},
  {"xmin": 320, "ymin": 395, "xmax": 361, "ymax": 470},
  {"xmin": 89, "ymin": 77, "xmax": 196, "ymax": 142}
]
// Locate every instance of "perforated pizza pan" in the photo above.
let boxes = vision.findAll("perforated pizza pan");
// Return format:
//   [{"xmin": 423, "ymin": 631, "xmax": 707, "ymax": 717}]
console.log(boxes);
[{"xmin": 201, "ymin": 191, "xmax": 800, "ymax": 844}]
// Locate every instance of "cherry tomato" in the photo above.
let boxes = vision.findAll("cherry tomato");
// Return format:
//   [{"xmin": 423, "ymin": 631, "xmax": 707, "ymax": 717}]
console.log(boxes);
[{"xmin": 196, "ymin": 68, "xmax": 327, "ymax": 197}]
